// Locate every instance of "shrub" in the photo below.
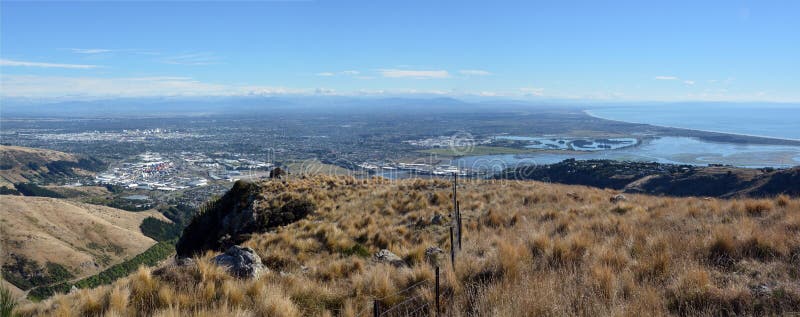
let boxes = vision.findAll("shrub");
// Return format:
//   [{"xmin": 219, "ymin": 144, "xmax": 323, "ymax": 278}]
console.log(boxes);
[
  {"xmin": 12, "ymin": 183, "xmax": 63, "ymax": 198},
  {"xmin": 744, "ymin": 200, "xmax": 773, "ymax": 216},
  {"xmin": 139, "ymin": 217, "xmax": 182, "ymax": 242}
]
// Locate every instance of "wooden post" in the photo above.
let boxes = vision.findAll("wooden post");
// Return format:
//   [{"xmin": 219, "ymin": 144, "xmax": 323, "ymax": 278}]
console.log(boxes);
[
  {"xmin": 450, "ymin": 226, "xmax": 455, "ymax": 268},
  {"xmin": 373, "ymin": 299, "xmax": 380, "ymax": 317},
  {"xmin": 457, "ymin": 200, "xmax": 462, "ymax": 250},
  {"xmin": 435, "ymin": 266, "xmax": 440, "ymax": 317}
]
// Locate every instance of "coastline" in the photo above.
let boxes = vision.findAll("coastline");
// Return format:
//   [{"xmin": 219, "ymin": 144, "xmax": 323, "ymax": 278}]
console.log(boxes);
[{"xmin": 583, "ymin": 109, "xmax": 800, "ymax": 143}]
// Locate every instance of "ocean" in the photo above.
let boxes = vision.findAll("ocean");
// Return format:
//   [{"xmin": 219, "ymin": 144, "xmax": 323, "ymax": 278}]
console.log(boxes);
[
  {"xmin": 454, "ymin": 103, "xmax": 800, "ymax": 169},
  {"xmin": 585, "ymin": 103, "xmax": 800, "ymax": 141}
]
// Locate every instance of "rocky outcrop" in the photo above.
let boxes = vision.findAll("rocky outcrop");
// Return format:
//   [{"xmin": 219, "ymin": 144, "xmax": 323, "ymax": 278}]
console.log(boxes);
[
  {"xmin": 430, "ymin": 213, "xmax": 445, "ymax": 225},
  {"xmin": 214, "ymin": 245, "xmax": 266, "ymax": 279},
  {"xmin": 373, "ymin": 249, "xmax": 407, "ymax": 267},
  {"xmin": 176, "ymin": 180, "xmax": 315, "ymax": 257},
  {"xmin": 424, "ymin": 246, "xmax": 445, "ymax": 266},
  {"xmin": 610, "ymin": 194, "xmax": 627, "ymax": 203}
]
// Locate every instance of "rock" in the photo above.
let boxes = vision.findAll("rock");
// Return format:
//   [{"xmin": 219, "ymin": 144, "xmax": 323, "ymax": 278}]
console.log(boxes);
[
  {"xmin": 269, "ymin": 167, "xmax": 285, "ymax": 179},
  {"xmin": 176, "ymin": 180, "xmax": 315, "ymax": 257},
  {"xmin": 424, "ymin": 246, "xmax": 445, "ymax": 266},
  {"xmin": 750, "ymin": 283, "xmax": 773, "ymax": 296},
  {"xmin": 373, "ymin": 249, "xmax": 407, "ymax": 267},
  {"xmin": 430, "ymin": 213, "xmax": 445, "ymax": 225},
  {"xmin": 214, "ymin": 245, "xmax": 266, "ymax": 279},
  {"xmin": 175, "ymin": 257, "xmax": 196, "ymax": 267},
  {"xmin": 610, "ymin": 194, "xmax": 627, "ymax": 203},
  {"xmin": 566, "ymin": 192, "xmax": 581, "ymax": 200},
  {"xmin": 70, "ymin": 285, "xmax": 78, "ymax": 294}
]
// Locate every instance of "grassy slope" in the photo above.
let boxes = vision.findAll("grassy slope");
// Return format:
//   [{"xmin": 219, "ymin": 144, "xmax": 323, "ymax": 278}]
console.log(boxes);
[
  {"xmin": 15, "ymin": 176, "xmax": 800, "ymax": 316},
  {"xmin": 0, "ymin": 196, "xmax": 168, "ymax": 292},
  {"xmin": 0, "ymin": 146, "xmax": 79, "ymax": 187}
]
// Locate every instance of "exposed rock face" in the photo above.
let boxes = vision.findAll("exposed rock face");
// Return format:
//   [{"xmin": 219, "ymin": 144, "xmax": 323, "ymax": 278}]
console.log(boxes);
[
  {"xmin": 269, "ymin": 167, "xmax": 285, "ymax": 179},
  {"xmin": 373, "ymin": 249, "xmax": 407, "ymax": 267},
  {"xmin": 214, "ymin": 245, "xmax": 266, "ymax": 279},
  {"xmin": 176, "ymin": 180, "xmax": 315, "ymax": 257},
  {"xmin": 610, "ymin": 194, "xmax": 627, "ymax": 203}
]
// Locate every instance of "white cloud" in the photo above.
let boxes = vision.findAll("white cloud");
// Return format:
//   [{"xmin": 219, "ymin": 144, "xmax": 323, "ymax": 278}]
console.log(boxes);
[
  {"xmin": 0, "ymin": 74, "xmax": 312, "ymax": 98},
  {"xmin": 0, "ymin": 59, "xmax": 100, "ymax": 69},
  {"xmin": 316, "ymin": 70, "xmax": 360, "ymax": 77},
  {"xmin": 459, "ymin": 69, "xmax": 491, "ymax": 76},
  {"xmin": 379, "ymin": 69, "xmax": 450, "ymax": 79},
  {"xmin": 654, "ymin": 76, "xmax": 678, "ymax": 80},
  {"xmin": 683, "ymin": 80, "xmax": 695, "ymax": 85},
  {"xmin": 161, "ymin": 53, "xmax": 218, "ymax": 65},
  {"xmin": 69, "ymin": 48, "xmax": 113, "ymax": 54},
  {"xmin": 519, "ymin": 87, "xmax": 544, "ymax": 96}
]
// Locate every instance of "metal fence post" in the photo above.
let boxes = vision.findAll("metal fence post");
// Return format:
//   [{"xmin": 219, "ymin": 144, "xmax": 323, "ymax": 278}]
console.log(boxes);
[
  {"xmin": 435, "ymin": 266, "xmax": 440, "ymax": 317},
  {"xmin": 450, "ymin": 226, "xmax": 455, "ymax": 268}
]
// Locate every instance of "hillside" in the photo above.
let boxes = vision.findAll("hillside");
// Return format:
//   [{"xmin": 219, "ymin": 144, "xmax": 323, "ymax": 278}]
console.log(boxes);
[
  {"xmin": 497, "ymin": 159, "xmax": 800, "ymax": 198},
  {"xmin": 0, "ymin": 145, "xmax": 104, "ymax": 187},
  {"xmin": 0, "ymin": 195, "xmax": 168, "ymax": 296},
  {"xmin": 12, "ymin": 175, "xmax": 800, "ymax": 316}
]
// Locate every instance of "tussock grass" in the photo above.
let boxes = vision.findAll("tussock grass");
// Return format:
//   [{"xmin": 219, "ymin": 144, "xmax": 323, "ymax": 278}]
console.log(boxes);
[{"xmin": 14, "ymin": 175, "xmax": 800, "ymax": 316}]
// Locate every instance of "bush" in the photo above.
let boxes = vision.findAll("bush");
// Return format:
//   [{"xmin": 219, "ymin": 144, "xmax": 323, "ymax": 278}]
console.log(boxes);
[
  {"xmin": 140, "ymin": 217, "xmax": 182, "ymax": 242},
  {"xmin": 27, "ymin": 241, "xmax": 175, "ymax": 301},
  {"xmin": 0, "ymin": 187, "xmax": 20, "ymax": 196},
  {"xmin": 12, "ymin": 183, "xmax": 63, "ymax": 198}
]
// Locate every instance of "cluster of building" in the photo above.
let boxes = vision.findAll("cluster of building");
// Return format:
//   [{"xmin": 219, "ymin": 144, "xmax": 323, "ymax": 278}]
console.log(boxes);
[
  {"xmin": 32, "ymin": 128, "xmax": 198, "ymax": 142},
  {"xmin": 94, "ymin": 151, "xmax": 274, "ymax": 191},
  {"xmin": 357, "ymin": 161, "xmax": 475, "ymax": 176}
]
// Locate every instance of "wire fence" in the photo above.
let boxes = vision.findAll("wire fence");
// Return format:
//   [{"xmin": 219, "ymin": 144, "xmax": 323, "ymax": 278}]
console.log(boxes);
[{"xmin": 353, "ymin": 173, "xmax": 462, "ymax": 317}]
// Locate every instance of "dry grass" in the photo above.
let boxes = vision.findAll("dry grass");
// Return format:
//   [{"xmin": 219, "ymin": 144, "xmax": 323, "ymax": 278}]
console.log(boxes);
[
  {"xmin": 14, "ymin": 176, "xmax": 800, "ymax": 316},
  {"xmin": 0, "ymin": 195, "xmax": 167, "ymax": 282}
]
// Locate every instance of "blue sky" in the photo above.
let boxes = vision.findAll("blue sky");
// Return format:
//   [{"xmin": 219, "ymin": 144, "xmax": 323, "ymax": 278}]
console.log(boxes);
[{"xmin": 1, "ymin": 1, "xmax": 798, "ymax": 101}]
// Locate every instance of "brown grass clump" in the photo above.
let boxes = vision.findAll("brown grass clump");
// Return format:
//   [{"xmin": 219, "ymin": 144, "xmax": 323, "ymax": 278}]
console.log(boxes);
[
  {"xmin": 744, "ymin": 199, "xmax": 773, "ymax": 216},
  {"xmin": 14, "ymin": 175, "xmax": 800, "ymax": 316}
]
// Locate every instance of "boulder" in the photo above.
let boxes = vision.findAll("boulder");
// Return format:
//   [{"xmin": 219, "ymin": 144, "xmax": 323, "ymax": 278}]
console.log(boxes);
[
  {"xmin": 373, "ymin": 249, "xmax": 407, "ymax": 267},
  {"xmin": 424, "ymin": 246, "xmax": 445, "ymax": 266},
  {"xmin": 430, "ymin": 213, "xmax": 445, "ymax": 225},
  {"xmin": 214, "ymin": 245, "xmax": 266, "ymax": 279},
  {"xmin": 610, "ymin": 194, "xmax": 627, "ymax": 203}
]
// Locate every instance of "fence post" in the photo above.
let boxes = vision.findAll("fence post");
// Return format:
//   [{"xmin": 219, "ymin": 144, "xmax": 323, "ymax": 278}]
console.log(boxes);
[
  {"xmin": 435, "ymin": 266, "xmax": 440, "ymax": 317},
  {"xmin": 456, "ymin": 200, "xmax": 462, "ymax": 250},
  {"xmin": 450, "ymin": 226, "xmax": 455, "ymax": 268},
  {"xmin": 373, "ymin": 299, "xmax": 379, "ymax": 317}
]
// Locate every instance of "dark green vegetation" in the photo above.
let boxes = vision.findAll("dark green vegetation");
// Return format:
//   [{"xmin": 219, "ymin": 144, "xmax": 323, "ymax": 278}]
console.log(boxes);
[
  {"xmin": 139, "ymin": 217, "xmax": 182, "ymax": 242},
  {"xmin": 27, "ymin": 241, "xmax": 175, "ymax": 301},
  {"xmin": 84, "ymin": 196, "xmax": 152, "ymax": 211},
  {"xmin": 0, "ymin": 187, "xmax": 20, "ymax": 195},
  {"xmin": 42, "ymin": 158, "xmax": 105, "ymax": 178},
  {"xmin": 496, "ymin": 159, "xmax": 800, "ymax": 198},
  {"xmin": 176, "ymin": 180, "xmax": 315, "ymax": 257},
  {"xmin": 11, "ymin": 183, "xmax": 63, "ymax": 198},
  {"xmin": 141, "ymin": 204, "xmax": 199, "ymax": 242},
  {"xmin": 1, "ymin": 257, "xmax": 73, "ymax": 291}
]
